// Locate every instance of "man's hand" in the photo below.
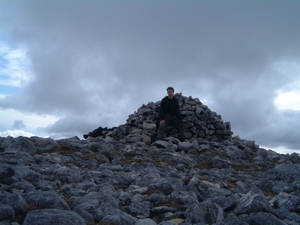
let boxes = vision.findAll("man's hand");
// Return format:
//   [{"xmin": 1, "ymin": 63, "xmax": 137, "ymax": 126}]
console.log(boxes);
[{"xmin": 160, "ymin": 120, "xmax": 166, "ymax": 125}]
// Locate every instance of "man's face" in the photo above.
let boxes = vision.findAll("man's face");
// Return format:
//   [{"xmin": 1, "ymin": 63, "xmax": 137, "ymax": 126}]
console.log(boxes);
[{"xmin": 167, "ymin": 89, "xmax": 174, "ymax": 99}]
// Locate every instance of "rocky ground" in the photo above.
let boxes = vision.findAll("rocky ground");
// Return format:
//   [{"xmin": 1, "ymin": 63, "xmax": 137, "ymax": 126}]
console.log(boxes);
[{"xmin": 1, "ymin": 94, "xmax": 300, "ymax": 225}]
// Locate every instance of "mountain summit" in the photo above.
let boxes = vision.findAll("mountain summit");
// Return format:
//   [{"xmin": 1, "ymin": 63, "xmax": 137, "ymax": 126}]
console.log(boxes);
[{"xmin": 1, "ymin": 94, "xmax": 300, "ymax": 225}]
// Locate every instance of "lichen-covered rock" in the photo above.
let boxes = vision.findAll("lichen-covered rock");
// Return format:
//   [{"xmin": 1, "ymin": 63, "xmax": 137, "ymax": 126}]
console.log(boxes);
[
  {"xmin": 25, "ymin": 191, "xmax": 70, "ymax": 210},
  {"xmin": 22, "ymin": 209, "xmax": 86, "ymax": 225},
  {"xmin": 185, "ymin": 199, "xmax": 224, "ymax": 224},
  {"xmin": 0, "ymin": 193, "xmax": 27, "ymax": 214},
  {"xmin": 234, "ymin": 187, "xmax": 272, "ymax": 215},
  {"xmin": 0, "ymin": 203, "xmax": 15, "ymax": 222}
]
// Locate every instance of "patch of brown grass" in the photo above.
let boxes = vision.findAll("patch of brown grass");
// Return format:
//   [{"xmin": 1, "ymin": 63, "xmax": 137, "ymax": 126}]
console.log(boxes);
[
  {"xmin": 158, "ymin": 200, "xmax": 181, "ymax": 211},
  {"xmin": 153, "ymin": 161, "xmax": 175, "ymax": 168},
  {"xmin": 121, "ymin": 156, "xmax": 137, "ymax": 164},
  {"xmin": 196, "ymin": 160, "xmax": 212, "ymax": 170},
  {"xmin": 15, "ymin": 203, "xmax": 37, "ymax": 224},
  {"xmin": 95, "ymin": 222, "xmax": 115, "ymax": 225},
  {"xmin": 84, "ymin": 153, "xmax": 97, "ymax": 160},
  {"xmin": 36, "ymin": 145, "xmax": 72, "ymax": 155},
  {"xmin": 169, "ymin": 218, "xmax": 185, "ymax": 224},
  {"xmin": 146, "ymin": 189, "xmax": 164, "ymax": 195},
  {"xmin": 26, "ymin": 203, "xmax": 37, "ymax": 211},
  {"xmin": 263, "ymin": 189, "xmax": 276, "ymax": 197},
  {"xmin": 227, "ymin": 179, "xmax": 238, "ymax": 190}
]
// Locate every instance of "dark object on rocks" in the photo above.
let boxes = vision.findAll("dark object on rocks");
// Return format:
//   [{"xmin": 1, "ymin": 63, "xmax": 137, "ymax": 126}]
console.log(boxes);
[
  {"xmin": 83, "ymin": 126, "xmax": 116, "ymax": 139},
  {"xmin": 0, "ymin": 166, "xmax": 15, "ymax": 181}
]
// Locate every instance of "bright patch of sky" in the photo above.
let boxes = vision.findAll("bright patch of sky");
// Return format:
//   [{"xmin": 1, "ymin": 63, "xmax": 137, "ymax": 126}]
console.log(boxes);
[
  {"xmin": 273, "ymin": 60, "xmax": 300, "ymax": 111},
  {"xmin": 0, "ymin": 85, "xmax": 20, "ymax": 95},
  {"xmin": 0, "ymin": 41, "xmax": 32, "ymax": 96},
  {"xmin": 0, "ymin": 40, "xmax": 61, "ymax": 138},
  {"xmin": 0, "ymin": 108, "xmax": 59, "ymax": 138},
  {"xmin": 0, "ymin": 129, "xmax": 35, "ymax": 138},
  {"xmin": 261, "ymin": 145, "xmax": 300, "ymax": 155},
  {"xmin": 275, "ymin": 91, "xmax": 300, "ymax": 110}
]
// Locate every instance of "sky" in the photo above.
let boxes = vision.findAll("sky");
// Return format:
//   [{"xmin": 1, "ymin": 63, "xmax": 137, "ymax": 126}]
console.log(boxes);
[{"xmin": 0, "ymin": 0, "xmax": 300, "ymax": 154}]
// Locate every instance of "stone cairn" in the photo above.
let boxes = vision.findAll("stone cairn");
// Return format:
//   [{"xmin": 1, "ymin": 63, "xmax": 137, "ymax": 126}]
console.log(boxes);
[
  {"xmin": 1, "ymin": 93, "xmax": 300, "ymax": 225},
  {"xmin": 113, "ymin": 93, "xmax": 233, "ymax": 144}
]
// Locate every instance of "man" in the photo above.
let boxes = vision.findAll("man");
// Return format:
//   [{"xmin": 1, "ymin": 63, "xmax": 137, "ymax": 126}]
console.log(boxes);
[{"xmin": 156, "ymin": 87, "xmax": 185, "ymax": 141}]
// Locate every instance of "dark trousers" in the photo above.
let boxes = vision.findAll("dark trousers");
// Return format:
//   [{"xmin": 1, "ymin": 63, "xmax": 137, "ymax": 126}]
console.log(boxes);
[{"xmin": 156, "ymin": 115, "xmax": 185, "ymax": 140}]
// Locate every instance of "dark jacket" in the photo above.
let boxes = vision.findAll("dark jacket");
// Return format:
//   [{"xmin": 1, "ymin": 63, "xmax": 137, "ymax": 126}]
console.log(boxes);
[{"xmin": 159, "ymin": 96, "xmax": 182, "ymax": 121}]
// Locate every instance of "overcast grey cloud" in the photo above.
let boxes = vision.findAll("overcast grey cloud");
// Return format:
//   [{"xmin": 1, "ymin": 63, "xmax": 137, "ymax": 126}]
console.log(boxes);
[
  {"xmin": 13, "ymin": 119, "xmax": 25, "ymax": 129},
  {"xmin": 0, "ymin": 0, "xmax": 300, "ymax": 153}
]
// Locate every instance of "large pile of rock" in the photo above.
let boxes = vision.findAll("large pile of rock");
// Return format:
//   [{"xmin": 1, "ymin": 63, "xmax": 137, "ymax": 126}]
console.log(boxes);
[
  {"xmin": 113, "ymin": 93, "xmax": 233, "ymax": 143},
  {"xmin": 1, "ymin": 94, "xmax": 300, "ymax": 225}
]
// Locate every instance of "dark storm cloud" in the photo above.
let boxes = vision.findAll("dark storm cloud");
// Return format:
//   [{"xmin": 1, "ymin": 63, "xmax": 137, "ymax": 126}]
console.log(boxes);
[{"xmin": 0, "ymin": 0, "xmax": 300, "ymax": 152}]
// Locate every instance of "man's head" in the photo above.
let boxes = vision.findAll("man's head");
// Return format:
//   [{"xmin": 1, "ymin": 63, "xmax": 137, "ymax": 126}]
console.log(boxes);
[{"xmin": 166, "ymin": 86, "xmax": 174, "ymax": 99}]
